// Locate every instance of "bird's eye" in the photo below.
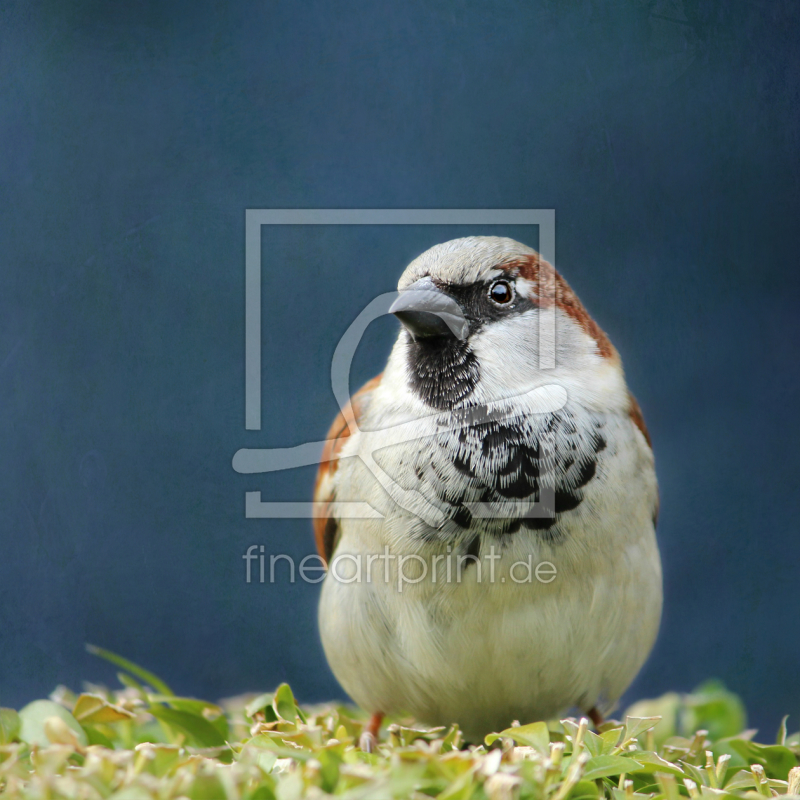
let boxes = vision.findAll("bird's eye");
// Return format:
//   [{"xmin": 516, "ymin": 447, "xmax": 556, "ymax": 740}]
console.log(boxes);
[{"xmin": 489, "ymin": 280, "xmax": 514, "ymax": 305}]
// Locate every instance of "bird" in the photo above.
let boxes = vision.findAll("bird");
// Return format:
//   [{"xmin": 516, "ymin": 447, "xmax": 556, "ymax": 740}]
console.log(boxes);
[{"xmin": 313, "ymin": 236, "xmax": 661, "ymax": 744}]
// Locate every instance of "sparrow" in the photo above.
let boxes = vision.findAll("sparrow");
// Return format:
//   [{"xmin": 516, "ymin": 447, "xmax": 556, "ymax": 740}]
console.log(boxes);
[{"xmin": 313, "ymin": 236, "xmax": 661, "ymax": 743}]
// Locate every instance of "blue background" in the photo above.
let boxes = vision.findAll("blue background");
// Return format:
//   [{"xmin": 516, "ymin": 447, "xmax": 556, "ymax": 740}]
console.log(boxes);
[{"xmin": 1, "ymin": 0, "xmax": 798, "ymax": 734}]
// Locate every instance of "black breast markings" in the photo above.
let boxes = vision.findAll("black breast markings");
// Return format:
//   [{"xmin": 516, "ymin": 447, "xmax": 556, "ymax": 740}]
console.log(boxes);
[{"xmin": 440, "ymin": 411, "xmax": 606, "ymax": 540}]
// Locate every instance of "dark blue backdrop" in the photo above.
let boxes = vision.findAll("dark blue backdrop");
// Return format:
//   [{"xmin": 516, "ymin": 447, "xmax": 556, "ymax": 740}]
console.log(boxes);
[{"xmin": 1, "ymin": 0, "xmax": 798, "ymax": 734}]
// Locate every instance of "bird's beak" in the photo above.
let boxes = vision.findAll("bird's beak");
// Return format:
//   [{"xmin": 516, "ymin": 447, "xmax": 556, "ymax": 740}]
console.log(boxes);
[{"xmin": 389, "ymin": 277, "xmax": 470, "ymax": 341}]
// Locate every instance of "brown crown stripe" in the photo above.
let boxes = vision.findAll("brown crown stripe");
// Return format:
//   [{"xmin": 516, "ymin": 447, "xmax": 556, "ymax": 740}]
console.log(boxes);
[{"xmin": 500, "ymin": 255, "xmax": 615, "ymax": 360}]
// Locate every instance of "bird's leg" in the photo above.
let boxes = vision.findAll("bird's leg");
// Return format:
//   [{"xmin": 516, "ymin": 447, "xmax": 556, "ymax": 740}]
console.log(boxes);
[
  {"xmin": 367, "ymin": 711, "xmax": 385, "ymax": 738},
  {"xmin": 587, "ymin": 707, "xmax": 604, "ymax": 728},
  {"xmin": 359, "ymin": 711, "xmax": 385, "ymax": 752}
]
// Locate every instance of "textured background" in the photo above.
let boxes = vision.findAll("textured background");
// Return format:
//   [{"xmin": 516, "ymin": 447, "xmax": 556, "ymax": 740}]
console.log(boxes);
[{"xmin": 1, "ymin": 0, "xmax": 799, "ymax": 733}]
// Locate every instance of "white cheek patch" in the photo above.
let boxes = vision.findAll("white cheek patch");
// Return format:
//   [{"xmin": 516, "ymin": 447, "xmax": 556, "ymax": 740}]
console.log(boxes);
[
  {"xmin": 469, "ymin": 312, "xmax": 541, "ymax": 401},
  {"xmin": 469, "ymin": 309, "xmax": 628, "ymax": 410}
]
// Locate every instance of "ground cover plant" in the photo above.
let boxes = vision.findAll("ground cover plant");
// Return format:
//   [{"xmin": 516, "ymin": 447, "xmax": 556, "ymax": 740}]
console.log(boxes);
[{"xmin": 1, "ymin": 647, "xmax": 798, "ymax": 800}]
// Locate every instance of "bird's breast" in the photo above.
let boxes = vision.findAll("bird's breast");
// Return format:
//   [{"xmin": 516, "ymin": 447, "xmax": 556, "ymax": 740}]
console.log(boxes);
[{"xmin": 363, "ymin": 402, "xmax": 612, "ymax": 546}]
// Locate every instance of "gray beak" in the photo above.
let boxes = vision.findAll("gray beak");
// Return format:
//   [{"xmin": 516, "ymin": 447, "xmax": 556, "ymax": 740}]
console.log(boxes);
[{"xmin": 389, "ymin": 277, "xmax": 469, "ymax": 341}]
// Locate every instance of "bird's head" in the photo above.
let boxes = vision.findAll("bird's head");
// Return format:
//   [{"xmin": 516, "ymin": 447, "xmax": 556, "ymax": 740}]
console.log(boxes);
[{"xmin": 388, "ymin": 236, "xmax": 622, "ymax": 411}]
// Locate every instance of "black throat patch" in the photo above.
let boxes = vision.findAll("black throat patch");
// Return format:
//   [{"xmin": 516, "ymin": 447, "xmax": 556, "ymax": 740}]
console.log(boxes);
[{"xmin": 406, "ymin": 334, "xmax": 479, "ymax": 409}]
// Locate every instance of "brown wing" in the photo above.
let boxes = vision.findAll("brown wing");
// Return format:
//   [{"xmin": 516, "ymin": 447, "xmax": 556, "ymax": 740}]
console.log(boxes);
[
  {"xmin": 313, "ymin": 374, "xmax": 383, "ymax": 564},
  {"xmin": 628, "ymin": 391, "xmax": 652, "ymax": 448},
  {"xmin": 628, "ymin": 390, "xmax": 659, "ymax": 526}
]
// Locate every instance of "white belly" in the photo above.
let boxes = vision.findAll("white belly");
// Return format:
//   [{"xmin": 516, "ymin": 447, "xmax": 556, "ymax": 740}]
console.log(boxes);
[
  {"xmin": 319, "ymin": 377, "xmax": 662, "ymax": 741},
  {"xmin": 319, "ymin": 519, "xmax": 661, "ymax": 742}
]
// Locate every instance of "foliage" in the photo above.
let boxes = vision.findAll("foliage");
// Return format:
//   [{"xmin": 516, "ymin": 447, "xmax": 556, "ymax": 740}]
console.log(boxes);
[{"xmin": 0, "ymin": 649, "xmax": 798, "ymax": 799}]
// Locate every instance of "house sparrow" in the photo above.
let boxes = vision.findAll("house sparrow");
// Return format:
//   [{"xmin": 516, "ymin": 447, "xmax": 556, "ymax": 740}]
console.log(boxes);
[{"xmin": 313, "ymin": 236, "xmax": 661, "ymax": 743}]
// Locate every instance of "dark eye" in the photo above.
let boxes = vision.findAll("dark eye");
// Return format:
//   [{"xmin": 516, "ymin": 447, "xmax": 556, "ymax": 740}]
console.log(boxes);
[{"xmin": 489, "ymin": 279, "xmax": 514, "ymax": 305}]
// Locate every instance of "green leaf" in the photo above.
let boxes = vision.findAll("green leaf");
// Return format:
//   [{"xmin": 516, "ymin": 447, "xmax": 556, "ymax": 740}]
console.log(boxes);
[
  {"xmin": 86, "ymin": 644, "xmax": 174, "ymax": 696},
  {"xmin": 273, "ymin": 683, "xmax": 298, "ymax": 721},
  {"xmin": 18, "ymin": 699, "xmax": 88, "ymax": 747},
  {"xmin": 727, "ymin": 739, "xmax": 797, "ymax": 780},
  {"xmin": 147, "ymin": 694, "xmax": 229, "ymax": 738},
  {"xmin": 624, "ymin": 693, "xmax": 681, "ymax": 748},
  {"xmin": 245, "ymin": 785, "xmax": 277, "ymax": 800},
  {"xmin": 135, "ymin": 743, "xmax": 182, "ymax": 777},
  {"xmin": 117, "ymin": 671, "xmax": 145, "ymax": 692},
  {"xmin": 777, "ymin": 715, "xmax": 789, "ymax": 746},
  {"xmin": 73, "ymin": 693, "xmax": 135, "ymax": 723},
  {"xmin": 147, "ymin": 695, "xmax": 222, "ymax": 715},
  {"xmin": 627, "ymin": 751, "xmax": 686, "ymax": 777},
  {"xmin": 568, "ymin": 778, "xmax": 601, "ymax": 800},
  {"xmin": 3, "ymin": 679, "xmax": 784, "ymax": 799},
  {"xmin": 438, "ymin": 769, "xmax": 476, "ymax": 800},
  {"xmin": 600, "ymin": 727, "xmax": 624, "ymax": 753},
  {"xmin": 485, "ymin": 721, "xmax": 549, "ymax": 752},
  {"xmin": 626, "ymin": 780, "xmax": 661, "ymax": 795},
  {"xmin": 240, "ymin": 741, "xmax": 278, "ymax": 775},
  {"xmin": 187, "ymin": 772, "xmax": 227, "ymax": 800},
  {"xmin": 245, "ymin": 692, "xmax": 275, "ymax": 719},
  {"xmin": 317, "ymin": 746, "xmax": 341, "ymax": 793},
  {"xmin": 108, "ymin": 790, "xmax": 153, "ymax": 800},
  {"xmin": 582, "ymin": 729, "xmax": 607, "ymax": 757},
  {"xmin": 623, "ymin": 717, "xmax": 661, "ymax": 743},
  {"xmin": 581, "ymin": 754, "xmax": 643, "ymax": 781},
  {"xmin": 711, "ymin": 738, "xmax": 749, "ymax": 772},
  {"xmin": 210, "ymin": 712, "xmax": 230, "ymax": 741},
  {"xmin": 390, "ymin": 723, "xmax": 448, "ymax": 747},
  {"xmin": 148, "ymin": 706, "xmax": 227, "ymax": 748},
  {"xmin": 721, "ymin": 768, "xmax": 757, "ymax": 791},
  {"xmin": 680, "ymin": 760, "xmax": 707, "ymax": 786},
  {"xmin": 82, "ymin": 724, "xmax": 116, "ymax": 748},
  {"xmin": 0, "ymin": 708, "xmax": 21, "ymax": 744},
  {"xmin": 684, "ymin": 680, "xmax": 746, "ymax": 740},
  {"xmin": 245, "ymin": 734, "xmax": 314, "ymax": 762},
  {"xmin": 441, "ymin": 724, "xmax": 463, "ymax": 752}
]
